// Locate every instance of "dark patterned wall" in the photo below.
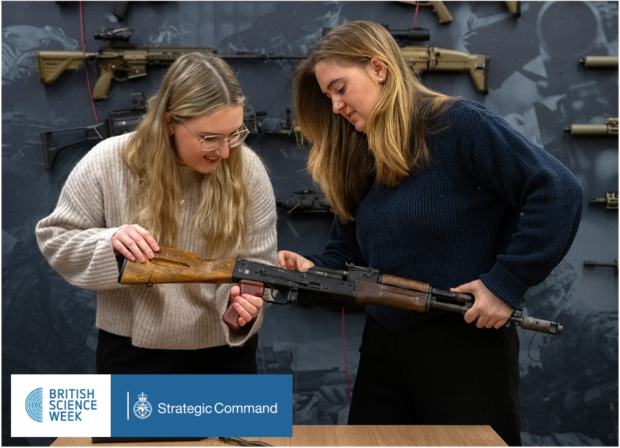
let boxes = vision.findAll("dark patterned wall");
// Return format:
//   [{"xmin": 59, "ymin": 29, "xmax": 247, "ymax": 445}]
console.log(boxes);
[{"xmin": 2, "ymin": 2, "xmax": 618, "ymax": 446}]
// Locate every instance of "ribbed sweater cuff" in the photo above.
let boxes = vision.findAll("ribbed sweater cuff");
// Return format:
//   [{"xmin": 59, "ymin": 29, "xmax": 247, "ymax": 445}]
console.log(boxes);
[{"xmin": 479, "ymin": 263, "xmax": 528, "ymax": 310}]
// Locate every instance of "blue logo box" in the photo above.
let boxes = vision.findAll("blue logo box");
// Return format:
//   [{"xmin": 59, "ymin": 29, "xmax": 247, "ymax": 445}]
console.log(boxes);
[{"xmin": 111, "ymin": 375, "xmax": 292, "ymax": 437}]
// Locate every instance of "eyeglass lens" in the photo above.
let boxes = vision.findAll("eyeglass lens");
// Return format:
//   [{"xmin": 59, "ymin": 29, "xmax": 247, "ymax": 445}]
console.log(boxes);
[{"xmin": 201, "ymin": 129, "xmax": 249, "ymax": 151}]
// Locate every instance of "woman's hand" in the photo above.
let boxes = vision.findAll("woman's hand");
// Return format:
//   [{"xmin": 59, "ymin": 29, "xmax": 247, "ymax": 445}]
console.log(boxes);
[
  {"xmin": 229, "ymin": 285, "xmax": 263, "ymax": 327},
  {"xmin": 111, "ymin": 224, "xmax": 160, "ymax": 263},
  {"xmin": 277, "ymin": 250, "xmax": 315, "ymax": 272},
  {"xmin": 450, "ymin": 280, "xmax": 513, "ymax": 329}
]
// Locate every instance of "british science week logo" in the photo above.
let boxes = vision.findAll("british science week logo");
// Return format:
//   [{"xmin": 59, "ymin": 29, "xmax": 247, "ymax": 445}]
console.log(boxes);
[
  {"xmin": 25, "ymin": 388, "xmax": 43, "ymax": 422},
  {"xmin": 25, "ymin": 387, "xmax": 98, "ymax": 422}
]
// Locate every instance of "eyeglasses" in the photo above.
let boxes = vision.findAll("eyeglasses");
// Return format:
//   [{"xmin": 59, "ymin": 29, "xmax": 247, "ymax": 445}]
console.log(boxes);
[{"xmin": 179, "ymin": 121, "xmax": 250, "ymax": 152}]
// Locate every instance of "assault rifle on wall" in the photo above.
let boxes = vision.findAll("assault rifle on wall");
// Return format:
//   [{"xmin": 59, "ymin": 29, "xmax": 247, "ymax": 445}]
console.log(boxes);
[
  {"xmin": 41, "ymin": 92, "xmax": 146, "ymax": 170},
  {"xmin": 565, "ymin": 118, "xmax": 618, "ymax": 136},
  {"xmin": 36, "ymin": 27, "xmax": 305, "ymax": 99},
  {"xmin": 41, "ymin": 93, "xmax": 265, "ymax": 170},
  {"xmin": 400, "ymin": 45, "xmax": 489, "ymax": 93},
  {"xmin": 589, "ymin": 191, "xmax": 618, "ymax": 210},
  {"xmin": 118, "ymin": 246, "xmax": 564, "ymax": 335},
  {"xmin": 323, "ymin": 26, "xmax": 489, "ymax": 94},
  {"xmin": 276, "ymin": 190, "xmax": 332, "ymax": 213}
]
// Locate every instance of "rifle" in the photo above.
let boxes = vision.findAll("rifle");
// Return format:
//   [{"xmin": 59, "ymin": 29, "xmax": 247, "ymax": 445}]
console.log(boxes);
[
  {"xmin": 117, "ymin": 246, "xmax": 563, "ymax": 335},
  {"xmin": 276, "ymin": 190, "xmax": 332, "ymax": 213},
  {"xmin": 41, "ymin": 92, "xmax": 146, "ymax": 170},
  {"xmin": 589, "ymin": 191, "xmax": 618, "ymax": 210},
  {"xmin": 41, "ymin": 94, "xmax": 264, "ymax": 170},
  {"xmin": 36, "ymin": 27, "xmax": 305, "ymax": 99},
  {"xmin": 400, "ymin": 46, "xmax": 489, "ymax": 94},
  {"xmin": 579, "ymin": 56, "xmax": 619, "ymax": 69},
  {"xmin": 565, "ymin": 118, "xmax": 618, "ymax": 136},
  {"xmin": 323, "ymin": 26, "xmax": 489, "ymax": 93}
]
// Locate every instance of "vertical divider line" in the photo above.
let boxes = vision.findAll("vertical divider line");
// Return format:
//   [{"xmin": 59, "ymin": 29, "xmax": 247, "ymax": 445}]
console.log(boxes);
[{"xmin": 127, "ymin": 392, "xmax": 129, "ymax": 420}]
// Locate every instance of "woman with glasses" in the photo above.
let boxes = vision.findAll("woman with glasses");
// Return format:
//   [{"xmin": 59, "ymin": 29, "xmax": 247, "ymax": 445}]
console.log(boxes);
[
  {"xmin": 35, "ymin": 53, "xmax": 276, "ymax": 374},
  {"xmin": 278, "ymin": 21, "xmax": 583, "ymax": 445}
]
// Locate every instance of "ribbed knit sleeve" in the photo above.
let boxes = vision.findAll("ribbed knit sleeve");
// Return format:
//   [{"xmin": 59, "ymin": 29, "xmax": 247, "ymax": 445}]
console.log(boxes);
[
  {"xmin": 35, "ymin": 136, "xmax": 130, "ymax": 290},
  {"xmin": 463, "ymin": 103, "xmax": 583, "ymax": 308},
  {"xmin": 305, "ymin": 218, "xmax": 366, "ymax": 270}
]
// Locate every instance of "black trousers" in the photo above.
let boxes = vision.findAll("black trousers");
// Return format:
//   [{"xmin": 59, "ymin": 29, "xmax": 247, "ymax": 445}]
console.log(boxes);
[
  {"xmin": 96, "ymin": 329, "xmax": 258, "ymax": 374},
  {"xmin": 348, "ymin": 313, "xmax": 522, "ymax": 446}
]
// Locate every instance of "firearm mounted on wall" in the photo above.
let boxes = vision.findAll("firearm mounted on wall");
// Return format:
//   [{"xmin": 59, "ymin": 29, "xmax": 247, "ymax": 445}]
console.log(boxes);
[{"xmin": 37, "ymin": 28, "xmax": 306, "ymax": 99}]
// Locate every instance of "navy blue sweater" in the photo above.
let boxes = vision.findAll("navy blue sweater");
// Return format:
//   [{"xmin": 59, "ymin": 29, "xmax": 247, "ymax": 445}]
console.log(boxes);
[{"xmin": 306, "ymin": 100, "xmax": 583, "ymax": 332}]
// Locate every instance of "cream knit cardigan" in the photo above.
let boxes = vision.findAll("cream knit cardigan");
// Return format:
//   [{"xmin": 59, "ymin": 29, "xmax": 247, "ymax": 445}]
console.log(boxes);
[{"xmin": 36, "ymin": 133, "xmax": 277, "ymax": 350}]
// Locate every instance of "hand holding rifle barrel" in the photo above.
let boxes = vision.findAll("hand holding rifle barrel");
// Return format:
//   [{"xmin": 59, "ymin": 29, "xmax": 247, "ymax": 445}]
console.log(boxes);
[{"xmin": 118, "ymin": 246, "xmax": 563, "ymax": 335}]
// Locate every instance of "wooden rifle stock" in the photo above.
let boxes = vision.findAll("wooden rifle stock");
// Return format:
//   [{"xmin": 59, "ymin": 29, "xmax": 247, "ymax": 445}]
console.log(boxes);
[{"xmin": 119, "ymin": 246, "xmax": 236, "ymax": 284}]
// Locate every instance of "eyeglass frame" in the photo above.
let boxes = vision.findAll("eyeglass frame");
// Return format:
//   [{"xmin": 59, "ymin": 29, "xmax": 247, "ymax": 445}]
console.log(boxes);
[{"xmin": 178, "ymin": 120, "xmax": 250, "ymax": 152}]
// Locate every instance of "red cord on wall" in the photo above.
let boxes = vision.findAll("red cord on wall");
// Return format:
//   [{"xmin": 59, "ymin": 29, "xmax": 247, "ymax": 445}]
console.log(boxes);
[
  {"xmin": 79, "ymin": 1, "xmax": 99, "ymax": 123},
  {"xmin": 342, "ymin": 307, "xmax": 351, "ymax": 406},
  {"xmin": 412, "ymin": 1, "xmax": 420, "ymax": 29}
]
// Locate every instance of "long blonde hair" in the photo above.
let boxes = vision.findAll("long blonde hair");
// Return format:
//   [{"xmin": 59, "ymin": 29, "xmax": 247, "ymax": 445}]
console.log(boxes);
[
  {"xmin": 294, "ymin": 21, "xmax": 453, "ymax": 223},
  {"xmin": 122, "ymin": 52, "xmax": 251, "ymax": 257}
]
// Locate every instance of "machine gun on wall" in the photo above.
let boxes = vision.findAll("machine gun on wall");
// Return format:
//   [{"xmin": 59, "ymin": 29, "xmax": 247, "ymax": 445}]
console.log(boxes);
[
  {"xmin": 41, "ymin": 92, "xmax": 146, "ymax": 170},
  {"xmin": 323, "ymin": 25, "xmax": 489, "ymax": 94},
  {"xmin": 37, "ymin": 28, "xmax": 306, "ymax": 99},
  {"xmin": 41, "ymin": 94, "xmax": 265, "ymax": 170}
]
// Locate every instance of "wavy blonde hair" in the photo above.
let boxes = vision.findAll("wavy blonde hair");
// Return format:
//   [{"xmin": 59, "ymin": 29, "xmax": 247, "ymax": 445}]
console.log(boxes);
[
  {"xmin": 122, "ymin": 52, "xmax": 251, "ymax": 257},
  {"xmin": 294, "ymin": 21, "xmax": 454, "ymax": 223}
]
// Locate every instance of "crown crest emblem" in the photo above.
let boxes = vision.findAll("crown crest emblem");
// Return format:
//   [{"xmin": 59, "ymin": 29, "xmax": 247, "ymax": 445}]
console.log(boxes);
[{"xmin": 138, "ymin": 392, "xmax": 148, "ymax": 402}]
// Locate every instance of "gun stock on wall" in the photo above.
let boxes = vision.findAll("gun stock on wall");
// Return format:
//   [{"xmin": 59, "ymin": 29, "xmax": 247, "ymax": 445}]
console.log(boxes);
[
  {"xmin": 41, "ymin": 92, "xmax": 146, "ymax": 170},
  {"xmin": 37, "ymin": 28, "xmax": 305, "ymax": 99},
  {"xmin": 399, "ymin": 1, "xmax": 453, "ymax": 23},
  {"xmin": 42, "ymin": 95, "xmax": 264, "ymax": 170},
  {"xmin": 118, "ymin": 246, "xmax": 563, "ymax": 335},
  {"xmin": 400, "ymin": 46, "xmax": 489, "ymax": 93}
]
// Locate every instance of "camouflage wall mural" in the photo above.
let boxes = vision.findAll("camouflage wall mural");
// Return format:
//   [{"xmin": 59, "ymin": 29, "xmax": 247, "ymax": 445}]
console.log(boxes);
[{"xmin": 2, "ymin": 2, "xmax": 617, "ymax": 446}]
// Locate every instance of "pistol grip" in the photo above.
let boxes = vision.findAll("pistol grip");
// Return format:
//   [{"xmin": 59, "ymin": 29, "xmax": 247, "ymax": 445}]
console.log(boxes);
[{"xmin": 222, "ymin": 280, "xmax": 265, "ymax": 330}]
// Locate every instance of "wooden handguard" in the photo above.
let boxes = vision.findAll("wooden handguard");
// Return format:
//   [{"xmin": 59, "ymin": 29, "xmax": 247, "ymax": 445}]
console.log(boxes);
[
  {"xmin": 353, "ymin": 282, "xmax": 430, "ymax": 312},
  {"xmin": 222, "ymin": 280, "xmax": 265, "ymax": 330},
  {"xmin": 118, "ymin": 246, "xmax": 236, "ymax": 285},
  {"xmin": 381, "ymin": 274, "xmax": 431, "ymax": 294}
]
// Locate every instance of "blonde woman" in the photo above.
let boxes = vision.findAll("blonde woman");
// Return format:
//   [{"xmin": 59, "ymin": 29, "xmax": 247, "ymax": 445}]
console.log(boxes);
[
  {"xmin": 279, "ymin": 21, "xmax": 582, "ymax": 445},
  {"xmin": 36, "ymin": 53, "xmax": 277, "ymax": 374}
]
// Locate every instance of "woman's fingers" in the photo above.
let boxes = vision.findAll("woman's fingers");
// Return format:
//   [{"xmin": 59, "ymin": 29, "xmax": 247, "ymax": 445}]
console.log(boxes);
[
  {"xmin": 277, "ymin": 250, "xmax": 315, "ymax": 272},
  {"xmin": 111, "ymin": 225, "xmax": 160, "ymax": 263},
  {"xmin": 233, "ymin": 294, "xmax": 263, "ymax": 327}
]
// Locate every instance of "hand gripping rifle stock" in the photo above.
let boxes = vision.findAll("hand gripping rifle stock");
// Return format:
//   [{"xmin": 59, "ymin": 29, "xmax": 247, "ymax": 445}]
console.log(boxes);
[{"xmin": 118, "ymin": 246, "xmax": 562, "ymax": 335}]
